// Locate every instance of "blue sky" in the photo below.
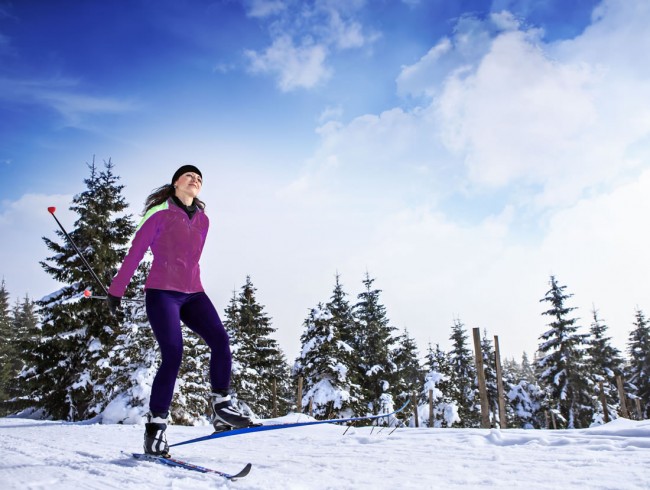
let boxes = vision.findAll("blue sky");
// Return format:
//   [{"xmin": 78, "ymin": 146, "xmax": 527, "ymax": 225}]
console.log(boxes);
[{"xmin": 2, "ymin": 0, "xmax": 649, "ymax": 362}]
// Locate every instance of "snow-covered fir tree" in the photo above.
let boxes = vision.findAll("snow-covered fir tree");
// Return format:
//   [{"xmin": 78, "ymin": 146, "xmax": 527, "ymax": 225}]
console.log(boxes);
[
  {"xmin": 323, "ymin": 274, "xmax": 363, "ymax": 415},
  {"xmin": 585, "ymin": 307, "xmax": 624, "ymax": 423},
  {"xmin": 520, "ymin": 352, "xmax": 536, "ymax": 383},
  {"xmin": 501, "ymin": 353, "xmax": 544, "ymax": 428},
  {"xmin": 294, "ymin": 301, "xmax": 356, "ymax": 418},
  {"xmin": 170, "ymin": 324, "xmax": 211, "ymax": 424},
  {"xmin": 99, "ymin": 275, "xmax": 157, "ymax": 425},
  {"xmin": 417, "ymin": 343, "xmax": 458, "ymax": 427},
  {"xmin": 351, "ymin": 273, "xmax": 397, "ymax": 415},
  {"xmin": 4, "ymin": 294, "xmax": 39, "ymax": 415},
  {"xmin": 224, "ymin": 276, "xmax": 291, "ymax": 418},
  {"xmin": 0, "ymin": 280, "xmax": 14, "ymax": 415},
  {"xmin": 506, "ymin": 377, "xmax": 545, "ymax": 429},
  {"xmin": 536, "ymin": 276, "xmax": 593, "ymax": 428},
  {"xmin": 626, "ymin": 308, "xmax": 650, "ymax": 419},
  {"xmin": 447, "ymin": 319, "xmax": 478, "ymax": 427},
  {"xmin": 392, "ymin": 328, "xmax": 423, "ymax": 405},
  {"xmin": 426, "ymin": 343, "xmax": 453, "ymax": 395},
  {"xmin": 479, "ymin": 330, "xmax": 500, "ymax": 425},
  {"xmin": 28, "ymin": 159, "xmax": 145, "ymax": 421}
]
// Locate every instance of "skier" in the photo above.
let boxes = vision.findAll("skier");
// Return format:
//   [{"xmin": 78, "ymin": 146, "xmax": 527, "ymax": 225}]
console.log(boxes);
[{"xmin": 106, "ymin": 165, "xmax": 256, "ymax": 457}]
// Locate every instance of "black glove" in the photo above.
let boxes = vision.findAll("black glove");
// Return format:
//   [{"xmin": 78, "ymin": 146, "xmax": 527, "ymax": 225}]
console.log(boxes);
[{"xmin": 106, "ymin": 294, "xmax": 122, "ymax": 315}]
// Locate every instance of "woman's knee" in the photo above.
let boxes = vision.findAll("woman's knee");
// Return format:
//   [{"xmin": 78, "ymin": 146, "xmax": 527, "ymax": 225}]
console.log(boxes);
[{"xmin": 159, "ymin": 340, "xmax": 184, "ymax": 369}]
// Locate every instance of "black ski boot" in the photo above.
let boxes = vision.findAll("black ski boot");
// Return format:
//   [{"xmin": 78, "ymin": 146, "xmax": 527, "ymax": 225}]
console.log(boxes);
[
  {"xmin": 210, "ymin": 391, "xmax": 259, "ymax": 432},
  {"xmin": 144, "ymin": 411, "xmax": 170, "ymax": 457}
]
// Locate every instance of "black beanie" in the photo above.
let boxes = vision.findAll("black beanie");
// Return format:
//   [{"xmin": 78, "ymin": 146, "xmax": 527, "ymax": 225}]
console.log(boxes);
[{"xmin": 171, "ymin": 165, "xmax": 202, "ymax": 184}]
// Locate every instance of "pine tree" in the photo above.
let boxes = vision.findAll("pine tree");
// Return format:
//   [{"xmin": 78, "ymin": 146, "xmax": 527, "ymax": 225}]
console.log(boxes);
[
  {"xmin": 99, "ymin": 276, "xmax": 157, "ymax": 424},
  {"xmin": 506, "ymin": 377, "xmax": 545, "ymax": 429},
  {"xmin": 324, "ymin": 274, "xmax": 363, "ymax": 414},
  {"xmin": 447, "ymin": 319, "xmax": 478, "ymax": 427},
  {"xmin": 426, "ymin": 343, "xmax": 453, "ymax": 395},
  {"xmin": 392, "ymin": 328, "xmax": 423, "ymax": 404},
  {"xmin": 626, "ymin": 309, "xmax": 650, "ymax": 419},
  {"xmin": 480, "ymin": 330, "xmax": 499, "ymax": 424},
  {"xmin": 520, "ymin": 352, "xmax": 536, "ymax": 383},
  {"xmin": 536, "ymin": 276, "xmax": 592, "ymax": 428},
  {"xmin": 32, "ymin": 158, "xmax": 139, "ymax": 421},
  {"xmin": 418, "ymin": 343, "xmax": 458, "ymax": 427},
  {"xmin": 225, "ymin": 276, "xmax": 291, "ymax": 418},
  {"xmin": 168, "ymin": 325, "xmax": 211, "ymax": 425},
  {"xmin": 8, "ymin": 295, "xmax": 39, "ymax": 407},
  {"xmin": 0, "ymin": 280, "xmax": 14, "ymax": 415},
  {"xmin": 504, "ymin": 351, "xmax": 545, "ymax": 428},
  {"xmin": 5, "ymin": 294, "xmax": 40, "ymax": 415},
  {"xmin": 294, "ymin": 302, "xmax": 356, "ymax": 418},
  {"xmin": 351, "ymin": 273, "xmax": 397, "ymax": 415},
  {"xmin": 500, "ymin": 353, "xmax": 544, "ymax": 428},
  {"xmin": 586, "ymin": 307, "xmax": 624, "ymax": 423}
]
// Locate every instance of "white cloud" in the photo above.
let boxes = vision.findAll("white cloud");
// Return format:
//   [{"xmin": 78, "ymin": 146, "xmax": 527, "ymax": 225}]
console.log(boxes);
[
  {"xmin": 318, "ymin": 104, "xmax": 343, "ymax": 123},
  {"xmin": 245, "ymin": 35, "xmax": 331, "ymax": 91},
  {"xmin": 394, "ymin": 1, "xmax": 650, "ymax": 214},
  {"xmin": 244, "ymin": 1, "xmax": 378, "ymax": 91},
  {"xmin": 244, "ymin": 0, "xmax": 287, "ymax": 18},
  {"xmin": 323, "ymin": 9, "xmax": 367, "ymax": 49},
  {"xmin": 437, "ymin": 30, "xmax": 601, "ymax": 192},
  {"xmin": 273, "ymin": 0, "xmax": 650, "ymax": 358},
  {"xmin": 397, "ymin": 12, "xmax": 525, "ymax": 99}
]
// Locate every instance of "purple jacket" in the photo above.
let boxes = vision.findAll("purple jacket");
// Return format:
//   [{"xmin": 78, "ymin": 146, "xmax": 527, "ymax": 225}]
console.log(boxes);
[{"xmin": 108, "ymin": 199, "xmax": 209, "ymax": 296}]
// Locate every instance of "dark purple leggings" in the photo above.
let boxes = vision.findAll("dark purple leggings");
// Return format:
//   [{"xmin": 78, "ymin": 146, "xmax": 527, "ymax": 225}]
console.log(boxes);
[{"xmin": 145, "ymin": 289, "xmax": 231, "ymax": 414}]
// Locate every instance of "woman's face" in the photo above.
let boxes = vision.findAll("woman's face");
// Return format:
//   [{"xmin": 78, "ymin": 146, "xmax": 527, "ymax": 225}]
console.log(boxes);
[{"xmin": 174, "ymin": 172, "xmax": 202, "ymax": 199}]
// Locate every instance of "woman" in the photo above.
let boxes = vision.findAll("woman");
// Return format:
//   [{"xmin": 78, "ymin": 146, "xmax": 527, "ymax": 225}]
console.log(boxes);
[{"xmin": 107, "ymin": 165, "xmax": 255, "ymax": 457}]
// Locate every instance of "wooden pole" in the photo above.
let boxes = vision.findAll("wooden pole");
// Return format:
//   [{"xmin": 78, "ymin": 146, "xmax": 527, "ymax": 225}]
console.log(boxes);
[
  {"xmin": 472, "ymin": 328, "xmax": 490, "ymax": 428},
  {"xmin": 272, "ymin": 377, "xmax": 278, "ymax": 418},
  {"xmin": 616, "ymin": 375, "xmax": 629, "ymax": 419},
  {"xmin": 493, "ymin": 335, "xmax": 507, "ymax": 429},
  {"xmin": 308, "ymin": 398, "xmax": 314, "ymax": 417},
  {"xmin": 598, "ymin": 381, "xmax": 610, "ymax": 424},
  {"xmin": 428, "ymin": 389, "xmax": 434, "ymax": 428},
  {"xmin": 297, "ymin": 376, "xmax": 303, "ymax": 414},
  {"xmin": 412, "ymin": 392, "xmax": 419, "ymax": 428},
  {"xmin": 635, "ymin": 399, "xmax": 642, "ymax": 420}
]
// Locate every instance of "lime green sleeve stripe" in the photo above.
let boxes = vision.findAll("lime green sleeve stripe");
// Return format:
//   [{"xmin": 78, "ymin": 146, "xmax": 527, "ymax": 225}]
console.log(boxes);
[{"xmin": 136, "ymin": 201, "xmax": 169, "ymax": 232}]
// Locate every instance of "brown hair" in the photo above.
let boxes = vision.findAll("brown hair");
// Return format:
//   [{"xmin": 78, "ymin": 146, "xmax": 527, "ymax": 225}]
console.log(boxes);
[{"xmin": 143, "ymin": 184, "xmax": 206, "ymax": 215}]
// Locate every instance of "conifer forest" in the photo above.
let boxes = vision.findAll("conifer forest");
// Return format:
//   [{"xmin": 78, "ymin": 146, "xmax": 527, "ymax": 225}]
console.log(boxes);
[{"xmin": 1, "ymin": 161, "xmax": 648, "ymax": 429}]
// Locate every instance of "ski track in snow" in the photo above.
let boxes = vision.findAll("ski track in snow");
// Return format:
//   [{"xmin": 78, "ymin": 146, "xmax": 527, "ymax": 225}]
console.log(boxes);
[{"xmin": 1, "ymin": 416, "xmax": 649, "ymax": 489}]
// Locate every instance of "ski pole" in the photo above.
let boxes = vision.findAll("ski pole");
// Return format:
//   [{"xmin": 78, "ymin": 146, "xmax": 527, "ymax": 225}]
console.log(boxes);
[
  {"xmin": 47, "ymin": 206, "xmax": 110, "ymax": 296},
  {"xmin": 82, "ymin": 290, "xmax": 142, "ymax": 303}
]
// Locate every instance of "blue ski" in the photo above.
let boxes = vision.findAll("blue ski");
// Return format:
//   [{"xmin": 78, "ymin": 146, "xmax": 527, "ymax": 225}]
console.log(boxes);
[
  {"xmin": 170, "ymin": 399, "xmax": 410, "ymax": 448},
  {"xmin": 129, "ymin": 452, "xmax": 252, "ymax": 480}
]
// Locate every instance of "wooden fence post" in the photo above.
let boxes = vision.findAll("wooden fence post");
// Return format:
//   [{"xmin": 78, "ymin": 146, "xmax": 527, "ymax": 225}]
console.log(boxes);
[
  {"xmin": 598, "ymin": 381, "xmax": 610, "ymax": 424},
  {"xmin": 472, "ymin": 328, "xmax": 490, "ymax": 428},
  {"xmin": 272, "ymin": 377, "xmax": 278, "ymax": 418},
  {"xmin": 428, "ymin": 389, "xmax": 434, "ymax": 428},
  {"xmin": 412, "ymin": 392, "xmax": 419, "ymax": 428},
  {"xmin": 634, "ymin": 399, "xmax": 642, "ymax": 420},
  {"xmin": 297, "ymin": 376, "xmax": 303, "ymax": 414},
  {"xmin": 616, "ymin": 375, "xmax": 629, "ymax": 419},
  {"xmin": 493, "ymin": 335, "xmax": 507, "ymax": 429}
]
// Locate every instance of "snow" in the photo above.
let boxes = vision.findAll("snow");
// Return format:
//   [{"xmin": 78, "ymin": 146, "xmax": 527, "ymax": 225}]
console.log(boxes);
[{"xmin": 2, "ymin": 415, "xmax": 649, "ymax": 489}]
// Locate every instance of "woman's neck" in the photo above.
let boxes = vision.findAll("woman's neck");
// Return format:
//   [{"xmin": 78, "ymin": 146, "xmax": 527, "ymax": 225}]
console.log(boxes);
[{"xmin": 174, "ymin": 191, "xmax": 194, "ymax": 206}]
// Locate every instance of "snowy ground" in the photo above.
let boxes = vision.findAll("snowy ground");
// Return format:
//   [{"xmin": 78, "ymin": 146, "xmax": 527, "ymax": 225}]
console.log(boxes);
[{"xmin": 1, "ymin": 414, "xmax": 649, "ymax": 490}]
